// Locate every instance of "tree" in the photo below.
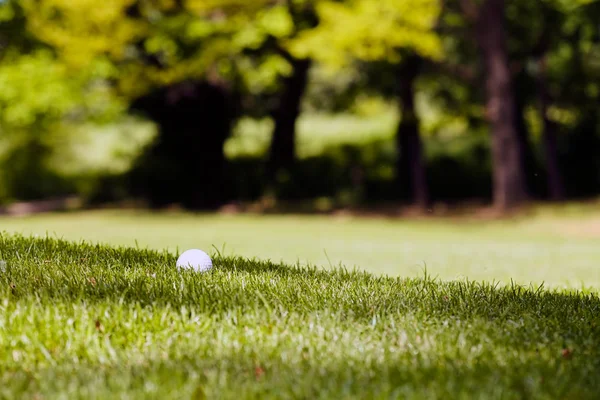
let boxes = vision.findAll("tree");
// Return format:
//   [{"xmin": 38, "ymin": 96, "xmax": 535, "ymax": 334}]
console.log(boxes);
[
  {"xmin": 455, "ymin": 0, "xmax": 599, "ymax": 209},
  {"xmin": 534, "ymin": 0, "xmax": 599, "ymax": 200},
  {"xmin": 128, "ymin": 80, "xmax": 235, "ymax": 209},
  {"xmin": 550, "ymin": 0, "xmax": 600, "ymax": 198},
  {"xmin": 290, "ymin": 0, "xmax": 443, "ymax": 208},
  {"xmin": 266, "ymin": 55, "xmax": 311, "ymax": 181},
  {"xmin": 395, "ymin": 55, "xmax": 429, "ymax": 207},
  {"xmin": 21, "ymin": 0, "xmax": 300, "ymax": 209},
  {"xmin": 264, "ymin": 1, "xmax": 318, "ymax": 184},
  {"xmin": 503, "ymin": 0, "xmax": 599, "ymax": 200},
  {"xmin": 0, "ymin": 0, "xmax": 123, "ymax": 202},
  {"xmin": 529, "ymin": 3, "xmax": 565, "ymax": 200},
  {"xmin": 459, "ymin": 0, "xmax": 528, "ymax": 210}
]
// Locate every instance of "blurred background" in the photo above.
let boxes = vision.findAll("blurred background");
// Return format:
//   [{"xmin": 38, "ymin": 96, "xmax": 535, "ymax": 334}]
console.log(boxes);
[
  {"xmin": 0, "ymin": 0, "xmax": 599, "ymax": 286},
  {"xmin": 1, "ymin": 0, "xmax": 599, "ymax": 212}
]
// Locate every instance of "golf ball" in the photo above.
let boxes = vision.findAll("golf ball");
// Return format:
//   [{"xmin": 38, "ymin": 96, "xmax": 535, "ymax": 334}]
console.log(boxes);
[{"xmin": 176, "ymin": 249, "xmax": 213, "ymax": 272}]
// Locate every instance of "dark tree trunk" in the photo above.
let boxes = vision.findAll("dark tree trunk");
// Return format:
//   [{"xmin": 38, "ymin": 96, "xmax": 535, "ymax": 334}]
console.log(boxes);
[
  {"xmin": 396, "ymin": 56, "xmax": 429, "ymax": 209},
  {"xmin": 129, "ymin": 81, "xmax": 236, "ymax": 210},
  {"xmin": 267, "ymin": 58, "xmax": 311, "ymax": 180},
  {"xmin": 476, "ymin": 0, "xmax": 528, "ymax": 210},
  {"xmin": 512, "ymin": 72, "xmax": 537, "ymax": 197},
  {"xmin": 536, "ymin": 55, "xmax": 565, "ymax": 201},
  {"xmin": 2, "ymin": 135, "xmax": 55, "ymax": 201}
]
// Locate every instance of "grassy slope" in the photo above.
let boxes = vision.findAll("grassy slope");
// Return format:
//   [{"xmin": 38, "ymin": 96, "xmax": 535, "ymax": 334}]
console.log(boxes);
[
  {"xmin": 1, "ymin": 207, "xmax": 600, "ymax": 289},
  {"xmin": 0, "ymin": 233, "xmax": 599, "ymax": 399}
]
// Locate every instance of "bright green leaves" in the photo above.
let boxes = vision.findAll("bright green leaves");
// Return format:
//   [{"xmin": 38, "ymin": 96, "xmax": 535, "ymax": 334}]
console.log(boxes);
[
  {"xmin": 289, "ymin": 0, "xmax": 443, "ymax": 68},
  {"xmin": 184, "ymin": 0, "xmax": 273, "ymax": 16},
  {"xmin": 0, "ymin": 50, "xmax": 125, "ymax": 132},
  {"xmin": 238, "ymin": 54, "xmax": 294, "ymax": 95},
  {"xmin": 0, "ymin": 1, "xmax": 16, "ymax": 23},
  {"xmin": 258, "ymin": 5, "xmax": 295, "ymax": 39},
  {"xmin": 21, "ymin": 0, "xmax": 145, "ymax": 69},
  {"xmin": 19, "ymin": 0, "xmax": 301, "ymax": 95},
  {"xmin": 14, "ymin": 0, "xmax": 444, "ymax": 109},
  {"xmin": 185, "ymin": 19, "xmax": 216, "ymax": 40},
  {"xmin": 231, "ymin": 5, "xmax": 294, "ymax": 49},
  {"xmin": 0, "ymin": 51, "xmax": 78, "ymax": 130}
]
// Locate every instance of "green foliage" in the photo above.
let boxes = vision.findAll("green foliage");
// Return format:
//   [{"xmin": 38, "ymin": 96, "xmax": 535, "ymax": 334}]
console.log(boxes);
[
  {"xmin": 0, "ymin": 51, "xmax": 78, "ymax": 130},
  {"xmin": 0, "ymin": 0, "xmax": 597, "ymax": 205},
  {"xmin": 20, "ymin": 0, "xmax": 305, "ymax": 97},
  {"xmin": 0, "ymin": 47, "xmax": 127, "ymax": 202},
  {"xmin": 549, "ymin": 0, "xmax": 599, "ymax": 12},
  {"xmin": 0, "ymin": 233, "xmax": 599, "ymax": 397},
  {"xmin": 289, "ymin": 0, "xmax": 443, "ymax": 68},
  {"xmin": 0, "ymin": 1, "xmax": 126, "ymax": 133}
]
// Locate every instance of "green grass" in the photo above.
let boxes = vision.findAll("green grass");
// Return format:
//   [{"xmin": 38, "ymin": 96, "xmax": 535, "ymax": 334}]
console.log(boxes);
[
  {"xmin": 0, "ymin": 233, "xmax": 599, "ymax": 399},
  {"xmin": 1, "ymin": 207, "xmax": 600, "ymax": 289}
]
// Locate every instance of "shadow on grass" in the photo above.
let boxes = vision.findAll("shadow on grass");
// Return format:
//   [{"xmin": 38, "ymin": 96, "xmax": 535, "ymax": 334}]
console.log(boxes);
[
  {"xmin": 2, "ymin": 233, "xmax": 599, "ymax": 325},
  {"xmin": 2, "ymin": 234, "xmax": 600, "ymax": 398}
]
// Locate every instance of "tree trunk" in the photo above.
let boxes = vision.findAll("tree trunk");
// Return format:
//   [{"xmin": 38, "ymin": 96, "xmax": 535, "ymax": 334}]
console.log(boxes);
[
  {"xmin": 267, "ymin": 58, "xmax": 311, "ymax": 180},
  {"xmin": 476, "ymin": 0, "xmax": 527, "ymax": 211},
  {"xmin": 513, "ymin": 71, "xmax": 537, "ymax": 197},
  {"xmin": 129, "ymin": 81, "xmax": 235, "ymax": 210},
  {"xmin": 536, "ymin": 55, "xmax": 565, "ymax": 201},
  {"xmin": 396, "ymin": 56, "xmax": 429, "ymax": 209}
]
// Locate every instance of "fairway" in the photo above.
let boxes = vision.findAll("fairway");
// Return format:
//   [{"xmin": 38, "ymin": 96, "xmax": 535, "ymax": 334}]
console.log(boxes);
[
  {"xmin": 1, "ymin": 233, "xmax": 599, "ymax": 399},
  {"xmin": 2, "ymin": 207, "xmax": 600, "ymax": 289}
]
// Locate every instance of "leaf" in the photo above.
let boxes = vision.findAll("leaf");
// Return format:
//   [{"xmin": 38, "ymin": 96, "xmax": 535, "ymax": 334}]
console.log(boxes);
[{"xmin": 288, "ymin": 0, "xmax": 443, "ymax": 68}]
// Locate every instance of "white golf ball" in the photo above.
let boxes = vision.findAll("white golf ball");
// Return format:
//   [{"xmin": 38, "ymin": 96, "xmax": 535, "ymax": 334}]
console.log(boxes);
[{"xmin": 176, "ymin": 249, "xmax": 213, "ymax": 272}]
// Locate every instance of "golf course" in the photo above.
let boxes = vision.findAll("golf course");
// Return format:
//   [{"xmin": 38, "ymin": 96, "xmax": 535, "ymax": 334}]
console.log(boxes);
[
  {"xmin": 2, "ymin": 0, "xmax": 600, "ymax": 397},
  {"xmin": 1, "ymin": 206, "xmax": 599, "ymax": 398}
]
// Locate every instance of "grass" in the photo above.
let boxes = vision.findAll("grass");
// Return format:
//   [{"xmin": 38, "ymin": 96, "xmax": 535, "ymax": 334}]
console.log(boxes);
[
  {"xmin": 1, "ymin": 206, "xmax": 600, "ymax": 289},
  {"xmin": 0, "ymin": 232, "xmax": 599, "ymax": 399}
]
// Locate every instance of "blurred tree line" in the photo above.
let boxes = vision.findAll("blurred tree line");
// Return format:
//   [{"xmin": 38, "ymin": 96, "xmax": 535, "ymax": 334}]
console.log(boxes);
[{"xmin": 0, "ymin": 0, "xmax": 599, "ymax": 212}]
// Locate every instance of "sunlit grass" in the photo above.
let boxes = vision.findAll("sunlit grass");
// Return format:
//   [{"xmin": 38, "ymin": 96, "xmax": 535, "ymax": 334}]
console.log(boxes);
[
  {"xmin": 0, "ymin": 233, "xmax": 599, "ymax": 398},
  {"xmin": 1, "ymin": 204, "xmax": 599, "ymax": 289}
]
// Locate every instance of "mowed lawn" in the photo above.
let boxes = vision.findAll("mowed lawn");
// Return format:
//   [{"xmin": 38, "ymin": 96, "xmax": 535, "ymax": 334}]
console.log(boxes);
[
  {"xmin": 1, "ymin": 206, "xmax": 600, "ymax": 398},
  {"xmin": 2, "ymin": 206, "xmax": 600, "ymax": 289}
]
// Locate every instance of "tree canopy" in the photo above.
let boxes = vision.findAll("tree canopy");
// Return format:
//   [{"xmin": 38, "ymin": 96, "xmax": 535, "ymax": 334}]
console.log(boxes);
[
  {"xmin": 290, "ymin": 0, "xmax": 443, "ymax": 67},
  {"xmin": 0, "ymin": 0, "xmax": 599, "ymax": 209}
]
